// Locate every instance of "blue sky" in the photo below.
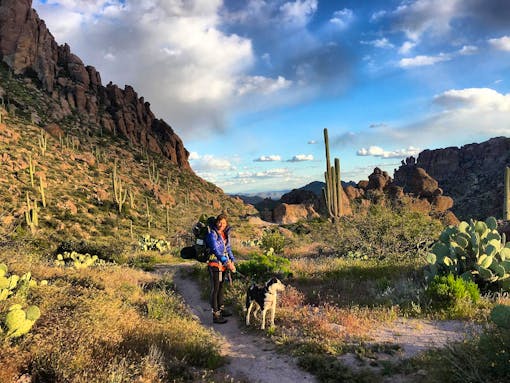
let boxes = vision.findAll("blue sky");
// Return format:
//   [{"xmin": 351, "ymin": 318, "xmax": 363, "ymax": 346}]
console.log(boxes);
[{"xmin": 33, "ymin": 0, "xmax": 510, "ymax": 194}]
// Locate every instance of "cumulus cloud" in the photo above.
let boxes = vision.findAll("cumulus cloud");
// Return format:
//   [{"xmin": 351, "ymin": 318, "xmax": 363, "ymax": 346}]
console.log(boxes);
[
  {"xmin": 488, "ymin": 36, "xmax": 510, "ymax": 51},
  {"xmin": 191, "ymin": 155, "xmax": 236, "ymax": 171},
  {"xmin": 308, "ymin": 140, "xmax": 317, "ymax": 144},
  {"xmin": 434, "ymin": 88, "xmax": 510, "ymax": 111},
  {"xmin": 399, "ymin": 53, "xmax": 451, "ymax": 67},
  {"xmin": 377, "ymin": 0, "xmax": 462, "ymax": 42},
  {"xmin": 330, "ymin": 8, "xmax": 354, "ymax": 29},
  {"xmin": 188, "ymin": 151, "xmax": 201, "ymax": 160},
  {"xmin": 287, "ymin": 154, "xmax": 314, "ymax": 162},
  {"xmin": 32, "ymin": 0, "xmax": 259, "ymax": 137},
  {"xmin": 357, "ymin": 146, "xmax": 421, "ymax": 158},
  {"xmin": 254, "ymin": 155, "xmax": 282, "ymax": 162},
  {"xmin": 280, "ymin": 0, "xmax": 318, "ymax": 27}
]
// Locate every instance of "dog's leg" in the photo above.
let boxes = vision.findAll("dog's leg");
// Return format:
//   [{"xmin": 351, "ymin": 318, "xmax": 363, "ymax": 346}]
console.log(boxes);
[
  {"xmin": 270, "ymin": 297, "xmax": 277, "ymax": 327},
  {"xmin": 253, "ymin": 305, "xmax": 260, "ymax": 319},
  {"xmin": 261, "ymin": 308, "xmax": 268, "ymax": 329},
  {"xmin": 246, "ymin": 301, "xmax": 254, "ymax": 326}
]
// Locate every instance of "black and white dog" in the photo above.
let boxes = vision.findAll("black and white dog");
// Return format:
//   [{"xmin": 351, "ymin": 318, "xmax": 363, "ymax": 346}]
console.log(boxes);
[{"xmin": 245, "ymin": 277, "xmax": 286, "ymax": 329}]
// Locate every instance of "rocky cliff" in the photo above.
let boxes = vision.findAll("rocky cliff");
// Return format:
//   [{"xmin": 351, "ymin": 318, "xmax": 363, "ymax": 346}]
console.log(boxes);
[
  {"xmin": 0, "ymin": 0, "xmax": 190, "ymax": 169},
  {"xmin": 394, "ymin": 137, "xmax": 510, "ymax": 220}
]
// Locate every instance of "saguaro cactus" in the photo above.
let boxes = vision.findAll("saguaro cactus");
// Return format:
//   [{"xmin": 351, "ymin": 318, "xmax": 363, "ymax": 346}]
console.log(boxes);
[
  {"xmin": 505, "ymin": 166, "xmax": 510, "ymax": 220},
  {"xmin": 322, "ymin": 128, "xmax": 343, "ymax": 220},
  {"xmin": 112, "ymin": 159, "xmax": 128, "ymax": 213}
]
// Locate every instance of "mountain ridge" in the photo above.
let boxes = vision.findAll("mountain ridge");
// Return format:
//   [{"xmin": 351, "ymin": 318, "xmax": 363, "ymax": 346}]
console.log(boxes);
[{"xmin": 0, "ymin": 0, "xmax": 190, "ymax": 170}]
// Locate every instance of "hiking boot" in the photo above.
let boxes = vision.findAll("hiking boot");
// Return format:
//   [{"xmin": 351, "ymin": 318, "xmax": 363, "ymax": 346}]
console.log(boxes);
[
  {"xmin": 213, "ymin": 311, "xmax": 227, "ymax": 324},
  {"xmin": 220, "ymin": 306, "xmax": 233, "ymax": 317}
]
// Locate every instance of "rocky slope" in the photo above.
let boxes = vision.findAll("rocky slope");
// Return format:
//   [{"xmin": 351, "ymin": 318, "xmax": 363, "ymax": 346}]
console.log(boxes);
[
  {"xmin": 0, "ymin": 0, "xmax": 189, "ymax": 169},
  {"xmin": 394, "ymin": 137, "xmax": 510, "ymax": 220}
]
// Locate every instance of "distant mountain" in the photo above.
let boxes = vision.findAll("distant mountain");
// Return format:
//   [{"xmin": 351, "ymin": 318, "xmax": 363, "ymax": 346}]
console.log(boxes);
[{"xmin": 232, "ymin": 190, "xmax": 290, "ymax": 204}]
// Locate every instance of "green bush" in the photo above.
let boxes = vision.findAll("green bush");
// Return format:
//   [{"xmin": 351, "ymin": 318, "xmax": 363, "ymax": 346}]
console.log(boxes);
[
  {"xmin": 425, "ymin": 274, "xmax": 480, "ymax": 317},
  {"xmin": 336, "ymin": 204, "xmax": 442, "ymax": 261},
  {"xmin": 237, "ymin": 248, "xmax": 292, "ymax": 281},
  {"xmin": 260, "ymin": 228, "xmax": 285, "ymax": 254}
]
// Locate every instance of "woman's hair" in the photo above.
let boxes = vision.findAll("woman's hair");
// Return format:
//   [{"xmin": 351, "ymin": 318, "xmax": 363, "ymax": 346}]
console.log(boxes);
[{"xmin": 215, "ymin": 213, "xmax": 228, "ymax": 225}]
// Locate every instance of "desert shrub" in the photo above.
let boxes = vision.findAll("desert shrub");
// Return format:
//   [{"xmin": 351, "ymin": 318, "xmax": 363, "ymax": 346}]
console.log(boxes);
[
  {"xmin": 336, "ymin": 204, "xmax": 442, "ymax": 261},
  {"xmin": 425, "ymin": 274, "xmax": 480, "ymax": 318},
  {"xmin": 259, "ymin": 227, "xmax": 285, "ymax": 254},
  {"xmin": 237, "ymin": 248, "xmax": 292, "ymax": 281}
]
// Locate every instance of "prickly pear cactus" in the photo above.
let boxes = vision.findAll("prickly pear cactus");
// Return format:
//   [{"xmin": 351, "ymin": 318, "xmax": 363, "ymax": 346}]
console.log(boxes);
[
  {"xmin": 54, "ymin": 251, "xmax": 105, "ymax": 269},
  {"xmin": 138, "ymin": 235, "xmax": 170, "ymax": 253},
  {"xmin": 425, "ymin": 217, "xmax": 510, "ymax": 291},
  {"xmin": 4, "ymin": 304, "xmax": 41, "ymax": 338}
]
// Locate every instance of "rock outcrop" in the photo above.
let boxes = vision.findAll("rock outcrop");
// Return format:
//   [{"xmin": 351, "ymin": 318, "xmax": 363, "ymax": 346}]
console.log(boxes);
[
  {"xmin": 272, "ymin": 203, "xmax": 320, "ymax": 224},
  {"xmin": 394, "ymin": 137, "xmax": 510, "ymax": 220},
  {"xmin": 0, "ymin": 0, "xmax": 190, "ymax": 170}
]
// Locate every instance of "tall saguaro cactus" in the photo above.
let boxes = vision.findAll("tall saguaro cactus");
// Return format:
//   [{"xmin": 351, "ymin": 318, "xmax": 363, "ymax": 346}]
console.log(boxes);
[
  {"xmin": 505, "ymin": 166, "xmax": 510, "ymax": 220},
  {"xmin": 322, "ymin": 128, "xmax": 343, "ymax": 220},
  {"xmin": 112, "ymin": 159, "xmax": 128, "ymax": 213}
]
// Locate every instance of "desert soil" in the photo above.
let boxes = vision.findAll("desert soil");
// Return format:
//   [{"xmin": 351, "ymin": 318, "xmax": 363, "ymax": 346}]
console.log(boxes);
[{"xmin": 155, "ymin": 264, "xmax": 317, "ymax": 383}]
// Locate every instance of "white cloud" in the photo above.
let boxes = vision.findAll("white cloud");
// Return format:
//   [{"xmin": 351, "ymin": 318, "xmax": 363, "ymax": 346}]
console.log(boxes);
[
  {"xmin": 32, "ymin": 0, "xmax": 259, "ymax": 136},
  {"xmin": 308, "ymin": 140, "xmax": 317, "ymax": 144},
  {"xmin": 330, "ymin": 8, "xmax": 354, "ymax": 29},
  {"xmin": 434, "ymin": 88, "xmax": 510, "ymax": 111},
  {"xmin": 399, "ymin": 53, "xmax": 451, "ymax": 67},
  {"xmin": 488, "ymin": 36, "xmax": 510, "ymax": 51},
  {"xmin": 458, "ymin": 45, "xmax": 478, "ymax": 55},
  {"xmin": 237, "ymin": 75, "xmax": 292, "ymax": 96},
  {"xmin": 369, "ymin": 123, "xmax": 387, "ymax": 128},
  {"xmin": 254, "ymin": 155, "xmax": 282, "ymax": 162},
  {"xmin": 280, "ymin": 0, "xmax": 318, "ymax": 27},
  {"xmin": 398, "ymin": 41, "xmax": 416, "ymax": 55},
  {"xmin": 287, "ymin": 154, "xmax": 314, "ymax": 162},
  {"xmin": 357, "ymin": 146, "xmax": 421, "ymax": 158},
  {"xmin": 361, "ymin": 38, "xmax": 394, "ymax": 49},
  {"xmin": 188, "ymin": 151, "xmax": 201, "ymax": 160},
  {"xmin": 191, "ymin": 155, "xmax": 235, "ymax": 171},
  {"xmin": 386, "ymin": 0, "xmax": 462, "ymax": 41}
]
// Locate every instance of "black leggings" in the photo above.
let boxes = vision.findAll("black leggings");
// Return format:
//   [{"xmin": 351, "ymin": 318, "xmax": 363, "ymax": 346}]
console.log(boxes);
[{"xmin": 208, "ymin": 266, "xmax": 224, "ymax": 312}]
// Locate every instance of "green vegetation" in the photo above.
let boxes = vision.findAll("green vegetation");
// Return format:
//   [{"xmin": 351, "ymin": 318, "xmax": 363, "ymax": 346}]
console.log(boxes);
[
  {"xmin": 425, "ymin": 274, "xmax": 480, "ymax": 318},
  {"xmin": 259, "ymin": 227, "xmax": 286, "ymax": 254},
  {"xmin": 237, "ymin": 248, "xmax": 292, "ymax": 281},
  {"xmin": 426, "ymin": 217, "xmax": 510, "ymax": 291},
  {"xmin": 322, "ymin": 127, "xmax": 343, "ymax": 220}
]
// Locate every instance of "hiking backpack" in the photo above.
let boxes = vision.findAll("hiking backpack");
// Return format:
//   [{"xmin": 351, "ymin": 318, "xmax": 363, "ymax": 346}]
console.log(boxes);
[{"xmin": 180, "ymin": 215, "xmax": 215, "ymax": 262}]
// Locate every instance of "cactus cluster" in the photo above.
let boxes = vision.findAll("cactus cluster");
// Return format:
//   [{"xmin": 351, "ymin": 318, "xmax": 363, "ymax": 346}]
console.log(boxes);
[
  {"xmin": 0, "ymin": 263, "xmax": 46, "ymax": 301},
  {"xmin": 2, "ymin": 304, "xmax": 41, "ymax": 338},
  {"xmin": 138, "ymin": 234, "xmax": 169, "ymax": 253},
  {"xmin": 54, "ymin": 251, "xmax": 105, "ymax": 269},
  {"xmin": 425, "ymin": 217, "xmax": 510, "ymax": 290}
]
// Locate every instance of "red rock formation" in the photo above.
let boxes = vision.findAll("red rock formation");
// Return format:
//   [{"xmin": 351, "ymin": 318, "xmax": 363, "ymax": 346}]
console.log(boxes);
[
  {"xmin": 0, "ymin": 0, "xmax": 190, "ymax": 170},
  {"xmin": 395, "ymin": 137, "xmax": 510, "ymax": 220}
]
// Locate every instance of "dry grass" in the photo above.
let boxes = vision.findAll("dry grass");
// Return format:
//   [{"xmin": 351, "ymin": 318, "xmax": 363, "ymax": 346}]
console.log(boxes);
[{"xmin": 0, "ymin": 248, "xmax": 223, "ymax": 383}]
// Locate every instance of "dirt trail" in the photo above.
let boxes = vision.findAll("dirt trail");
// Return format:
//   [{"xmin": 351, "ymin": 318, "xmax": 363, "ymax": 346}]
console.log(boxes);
[{"xmin": 155, "ymin": 264, "xmax": 317, "ymax": 383}]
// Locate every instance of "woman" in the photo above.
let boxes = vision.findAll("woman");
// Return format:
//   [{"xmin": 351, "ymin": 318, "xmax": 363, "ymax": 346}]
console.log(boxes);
[{"xmin": 205, "ymin": 213, "xmax": 236, "ymax": 324}]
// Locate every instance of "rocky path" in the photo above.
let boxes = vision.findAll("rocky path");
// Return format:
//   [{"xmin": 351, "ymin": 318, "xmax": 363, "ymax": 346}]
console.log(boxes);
[{"xmin": 155, "ymin": 264, "xmax": 317, "ymax": 383}]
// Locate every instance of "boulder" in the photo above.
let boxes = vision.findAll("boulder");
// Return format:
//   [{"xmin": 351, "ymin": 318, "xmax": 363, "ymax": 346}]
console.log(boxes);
[{"xmin": 272, "ymin": 203, "xmax": 320, "ymax": 224}]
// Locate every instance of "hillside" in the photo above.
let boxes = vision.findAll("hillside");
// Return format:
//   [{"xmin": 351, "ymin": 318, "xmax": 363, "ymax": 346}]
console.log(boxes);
[{"xmin": 0, "ymin": 62, "xmax": 256, "ymax": 248}]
